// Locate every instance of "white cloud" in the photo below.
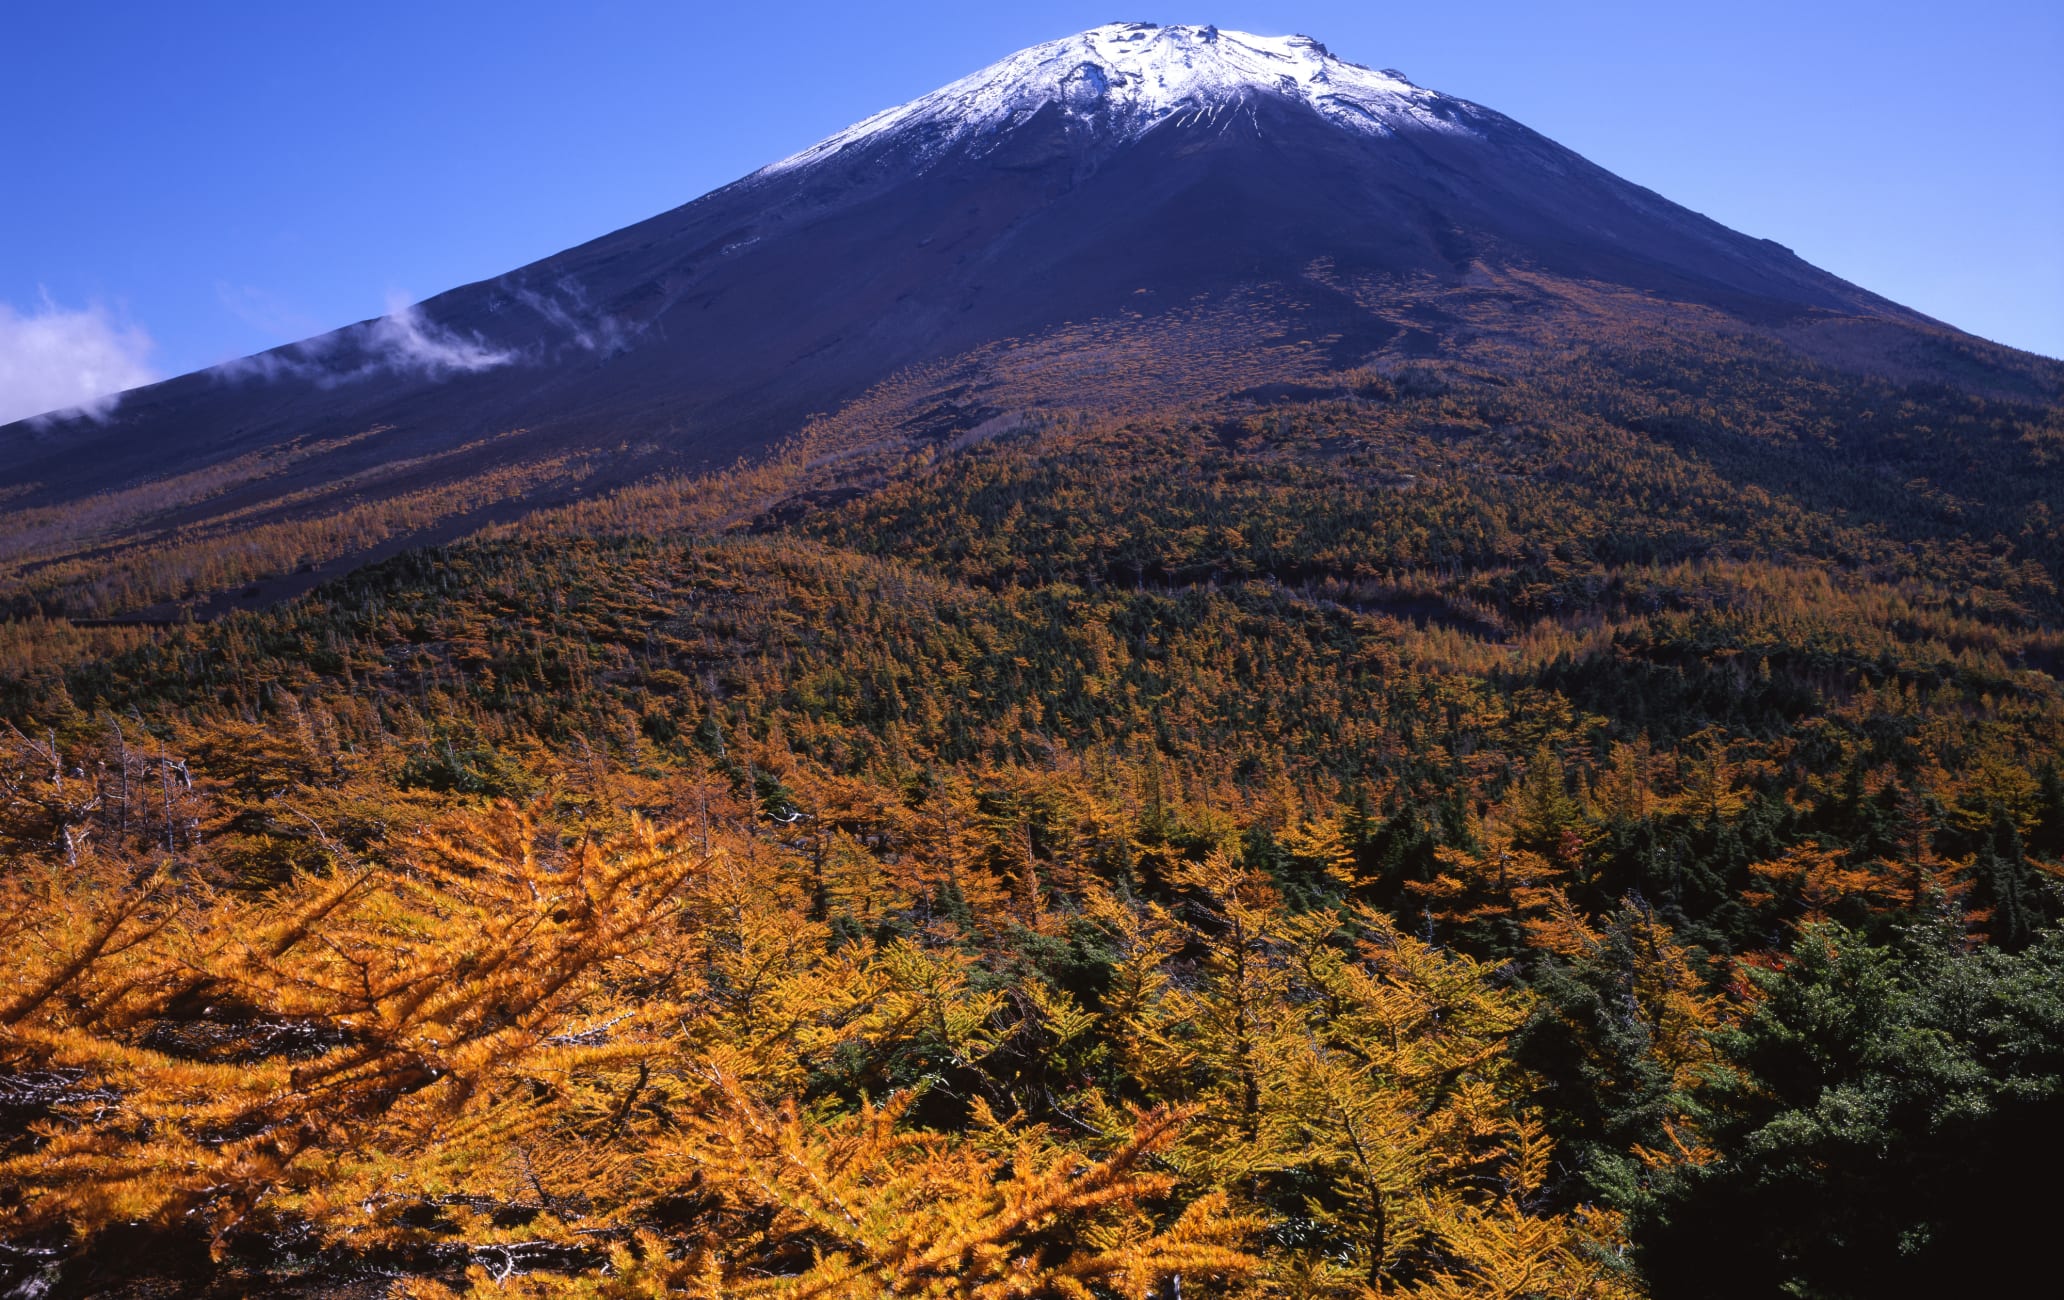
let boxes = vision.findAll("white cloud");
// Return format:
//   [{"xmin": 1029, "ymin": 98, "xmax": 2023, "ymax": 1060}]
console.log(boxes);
[
  {"xmin": 0, "ymin": 293, "xmax": 160, "ymax": 426},
  {"xmin": 510, "ymin": 278, "xmax": 634, "ymax": 356},
  {"xmin": 212, "ymin": 290, "xmax": 517, "ymax": 388},
  {"xmin": 366, "ymin": 291, "xmax": 515, "ymax": 376}
]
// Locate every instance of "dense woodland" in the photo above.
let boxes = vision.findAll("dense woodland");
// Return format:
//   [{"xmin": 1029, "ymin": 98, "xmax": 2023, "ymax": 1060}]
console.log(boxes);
[{"xmin": 3, "ymin": 319, "xmax": 2064, "ymax": 1297}]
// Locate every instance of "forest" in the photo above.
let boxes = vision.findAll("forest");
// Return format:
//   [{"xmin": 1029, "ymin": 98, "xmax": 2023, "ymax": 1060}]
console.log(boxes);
[{"xmin": 3, "ymin": 321, "xmax": 2063, "ymax": 1297}]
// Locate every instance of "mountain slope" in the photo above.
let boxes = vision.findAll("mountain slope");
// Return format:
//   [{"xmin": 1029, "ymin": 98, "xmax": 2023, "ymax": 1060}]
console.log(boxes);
[
  {"xmin": 0, "ymin": 23, "xmax": 2049, "ymax": 620},
  {"xmin": 6, "ymin": 281, "xmax": 2064, "ymax": 1296},
  {"xmin": 6, "ymin": 26, "xmax": 2064, "ymax": 1299}
]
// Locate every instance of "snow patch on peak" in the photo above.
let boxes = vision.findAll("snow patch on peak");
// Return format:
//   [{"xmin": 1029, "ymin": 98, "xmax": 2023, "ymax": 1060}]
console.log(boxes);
[{"xmin": 759, "ymin": 23, "xmax": 1478, "ymax": 177}]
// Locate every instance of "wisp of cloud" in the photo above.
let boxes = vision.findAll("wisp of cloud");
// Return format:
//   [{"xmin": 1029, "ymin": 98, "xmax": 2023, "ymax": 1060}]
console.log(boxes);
[
  {"xmin": 0, "ymin": 293, "xmax": 160, "ymax": 426},
  {"xmin": 212, "ymin": 291, "xmax": 518, "ymax": 389},
  {"xmin": 366, "ymin": 291, "xmax": 516, "ymax": 377}
]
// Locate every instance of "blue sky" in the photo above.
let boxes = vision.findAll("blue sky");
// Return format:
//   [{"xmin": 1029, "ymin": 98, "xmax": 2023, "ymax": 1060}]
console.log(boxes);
[{"xmin": 2, "ymin": 0, "xmax": 2059, "ymax": 422}]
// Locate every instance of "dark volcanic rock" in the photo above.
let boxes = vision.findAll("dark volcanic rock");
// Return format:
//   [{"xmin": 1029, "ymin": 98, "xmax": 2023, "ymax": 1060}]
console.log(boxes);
[{"xmin": 0, "ymin": 23, "xmax": 1945, "ymax": 519}]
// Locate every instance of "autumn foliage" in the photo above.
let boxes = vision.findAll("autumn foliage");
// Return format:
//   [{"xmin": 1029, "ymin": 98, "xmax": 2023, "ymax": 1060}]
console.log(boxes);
[{"xmin": 3, "ymin": 315, "xmax": 2062, "ymax": 1295}]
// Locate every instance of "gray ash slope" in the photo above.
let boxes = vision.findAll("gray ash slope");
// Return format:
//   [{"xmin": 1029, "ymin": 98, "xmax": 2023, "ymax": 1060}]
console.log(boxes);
[{"xmin": 0, "ymin": 23, "xmax": 1963, "ymax": 513}]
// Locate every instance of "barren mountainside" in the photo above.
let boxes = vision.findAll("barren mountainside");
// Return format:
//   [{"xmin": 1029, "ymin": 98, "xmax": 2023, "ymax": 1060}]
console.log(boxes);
[{"xmin": 6, "ymin": 22, "xmax": 2049, "ymax": 622}]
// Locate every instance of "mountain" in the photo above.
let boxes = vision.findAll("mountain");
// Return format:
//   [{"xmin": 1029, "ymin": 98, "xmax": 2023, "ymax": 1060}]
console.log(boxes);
[
  {"xmin": 8, "ymin": 24, "xmax": 2064, "ymax": 1299},
  {"xmin": 0, "ymin": 22, "xmax": 2050, "ymax": 620}
]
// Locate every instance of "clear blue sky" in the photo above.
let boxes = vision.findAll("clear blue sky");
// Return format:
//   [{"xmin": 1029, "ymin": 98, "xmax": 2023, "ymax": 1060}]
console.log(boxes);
[{"xmin": 3, "ymin": 0, "xmax": 2059, "ymax": 422}]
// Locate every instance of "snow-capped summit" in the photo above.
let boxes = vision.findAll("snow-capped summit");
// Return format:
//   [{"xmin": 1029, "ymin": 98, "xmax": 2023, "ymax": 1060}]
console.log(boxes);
[
  {"xmin": 765, "ymin": 22, "xmax": 1476, "ymax": 176},
  {"xmin": 7, "ymin": 20, "xmax": 1927, "ymax": 538}
]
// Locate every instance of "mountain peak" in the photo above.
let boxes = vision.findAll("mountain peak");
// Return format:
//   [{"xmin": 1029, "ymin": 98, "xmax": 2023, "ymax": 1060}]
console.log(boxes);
[
  {"xmin": 761, "ymin": 22, "xmax": 1477, "ymax": 177},
  {"xmin": 6, "ymin": 15, "xmax": 1940, "ymax": 544}
]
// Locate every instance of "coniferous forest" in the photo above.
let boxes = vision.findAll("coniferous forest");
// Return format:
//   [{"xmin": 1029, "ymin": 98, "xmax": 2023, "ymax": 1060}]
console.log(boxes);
[{"xmin": 5, "ymin": 301, "xmax": 2064, "ymax": 1299}]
